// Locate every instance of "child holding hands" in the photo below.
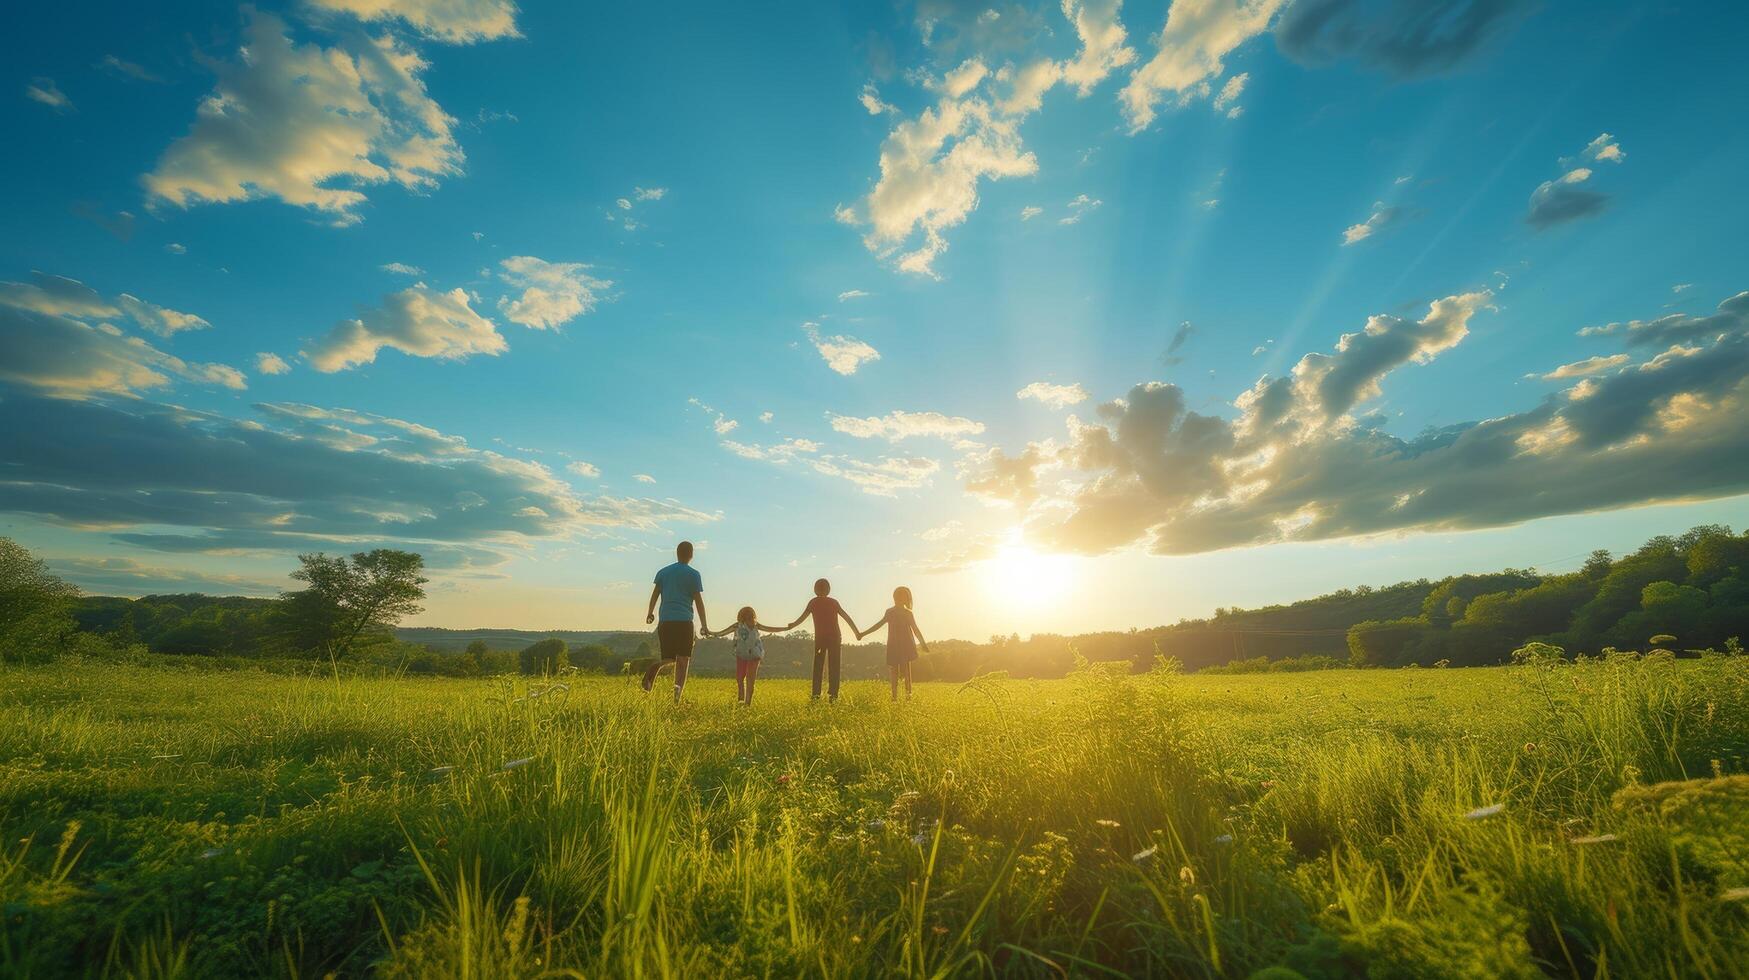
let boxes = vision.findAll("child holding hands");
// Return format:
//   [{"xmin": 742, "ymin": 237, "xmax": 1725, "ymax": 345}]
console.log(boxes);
[
  {"xmin": 708, "ymin": 606, "xmax": 784, "ymax": 705},
  {"xmin": 856, "ymin": 586, "xmax": 929, "ymax": 702}
]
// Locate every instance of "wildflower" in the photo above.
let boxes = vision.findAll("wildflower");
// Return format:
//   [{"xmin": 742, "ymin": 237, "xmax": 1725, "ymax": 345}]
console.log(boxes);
[
  {"xmin": 777, "ymin": 774, "xmax": 793, "ymax": 786},
  {"xmin": 1132, "ymin": 845, "xmax": 1158, "ymax": 863},
  {"xmin": 1463, "ymin": 803, "xmax": 1504, "ymax": 820},
  {"xmin": 502, "ymin": 757, "xmax": 534, "ymax": 771},
  {"xmin": 911, "ymin": 832, "xmax": 929, "ymax": 847},
  {"xmin": 932, "ymin": 925, "xmax": 949, "ymax": 936},
  {"xmin": 1179, "ymin": 866, "xmax": 1196, "ymax": 886},
  {"xmin": 1570, "ymin": 834, "xmax": 1618, "ymax": 845},
  {"xmin": 851, "ymin": 936, "xmax": 863, "ymax": 944},
  {"xmin": 866, "ymin": 818, "xmax": 886, "ymax": 831},
  {"xmin": 1095, "ymin": 819, "xmax": 1121, "ymax": 829},
  {"xmin": 1260, "ymin": 780, "xmax": 1276, "ymax": 790},
  {"xmin": 1523, "ymin": 742, "xmax": 1537, "ymax": 754}
]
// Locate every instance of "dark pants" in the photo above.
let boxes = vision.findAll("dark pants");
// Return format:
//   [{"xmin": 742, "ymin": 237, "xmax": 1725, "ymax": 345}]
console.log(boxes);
[
  {"xmin": 811, "ymin": 636, "xmax": 842, "ymax": 700},
  {"xmin": 643, "ymin": 621, "xmax": 694, "ymax": 691}
]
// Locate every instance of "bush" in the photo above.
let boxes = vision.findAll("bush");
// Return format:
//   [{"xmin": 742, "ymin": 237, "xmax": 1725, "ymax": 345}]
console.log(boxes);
[{"xmin": 518, "ymin": 638, "xmax": 568, "ymax": 676}]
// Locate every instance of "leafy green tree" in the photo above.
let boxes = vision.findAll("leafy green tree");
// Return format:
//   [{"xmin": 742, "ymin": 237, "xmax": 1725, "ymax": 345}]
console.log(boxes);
[
  {"xmin": 0, "ymin": 537, "xmax": 79, "ymax": 663},
  {"xmin": 519, "ymin": 637, "xmax": 568, "ymax": 675},
  {"xmin": 463, "ymin": 639, "xmax": 489, "ymax": 676},
  {"xmin": 278, "ymin": 550, "xmax": 427, "ymax": 658}
]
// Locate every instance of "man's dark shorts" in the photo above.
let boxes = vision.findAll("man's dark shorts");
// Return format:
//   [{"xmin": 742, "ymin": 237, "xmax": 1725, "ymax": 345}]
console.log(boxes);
[{"xmin": 657, "ymin": 620, "xmax": 695, "ymax": 660}]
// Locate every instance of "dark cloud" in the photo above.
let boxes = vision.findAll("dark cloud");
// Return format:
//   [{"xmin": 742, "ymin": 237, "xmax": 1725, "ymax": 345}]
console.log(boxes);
[
  {"xmin": 1526, "ymin": 133, "xmax": 1625, "ymax": 230},
  {"xmin": 1161, "ymin": 321, "xmax": 1197, "ymax": 366},
  {"xmin": 963, "ymin": 289, "xmax": 1749, "ymax": 556},
  {"xmin": 46, "ymin": 556, "xmax": 283, "ymax": 597},
  {"xmin": 1275, "ymin": 0, "xmax": 1532, "ymax": 77},
  {"xmin": 0, "ymin": 388, "xmax": 719, "ymax": 571}
]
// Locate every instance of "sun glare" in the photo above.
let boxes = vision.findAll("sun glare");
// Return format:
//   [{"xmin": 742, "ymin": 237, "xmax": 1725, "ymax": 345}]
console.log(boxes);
[{"xmin": 982, "ymin": 532, "xmax": 1081, "ymax": 613}]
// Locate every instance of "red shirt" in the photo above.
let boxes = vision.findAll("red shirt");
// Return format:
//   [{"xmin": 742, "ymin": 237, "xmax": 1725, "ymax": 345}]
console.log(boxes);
[{"xmin": 805, "ymin": 595, "xmax": 843, "ymax": 641}]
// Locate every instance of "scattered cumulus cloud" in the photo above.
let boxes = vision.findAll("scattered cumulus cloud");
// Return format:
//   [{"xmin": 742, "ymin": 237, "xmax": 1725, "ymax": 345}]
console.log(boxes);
[
  {"xmin": 1526, "ymin": 133, "xmax": 1625, "ymax": 230},
  {"xmin": 496, "ymin": 256, "xmax": 610, "ymax": 329},
  {"xmin": 633, "ymin": 473, "xmax": 656, "ymax": 484},
  {"xmin": 0, "ymin": 271, "xmax": 211, "ymax": 337},
  {"xmin": 306, "ymin": 283, "xmax": 504, "ymax": 372},
  {"xmin": 256, "ymin": 352, "xmax": 292, "ymax": 375},
  {"xmin": 838, "ymin": 289, "xmax": 871, "ymax": 301},
  {"xmin": 164, "ymin": 243, "xmax": 187, "ymax": 255},
  {"xmin": 1017, "ymin": 381, "xmax": 1089, "ymax": 408},
  {"xmin": 143, "ymin": 11, "xmax": 464, "ymax": 226},
  {"xmin": 1120, "ymin": 0, "xmax": 1285, "ymax": 134},
  {"xmin": 97, "ymin": 55, "xmax": 165, "ymax": 83},
  {"xmin": 382, "ymin": 262, "xmax": 425, "ymax": 275},
  {"xmin": 0, "ymin": 282, "xmax": 243, "ymax": 397},
  {"xmin": 1059, "ymin": 193, "xmax": 1103, "ymax": 225},
  {"xmin": 1021, "ymin": 205, "xmax": 1043, "ymax": 220},
  {"xmin": 567, "ymin": 461, "xmax": 601, "ymax": 479},
  {"xmin": 962, "ymin": 288, "xmax": 1749, "ymax": 557},
  {"xmin": 829, "ymin": 410, "xmax": 986, "ymax": 441},
  {"xmin": 804, "ymin": 322, "xmax": 881, "ymax": 375}
]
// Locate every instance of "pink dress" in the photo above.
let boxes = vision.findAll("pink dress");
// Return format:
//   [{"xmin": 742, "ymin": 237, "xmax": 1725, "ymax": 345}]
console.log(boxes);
[{"xmin": 885, "ymin": 605, "xmax": 918, "ymax": 665}]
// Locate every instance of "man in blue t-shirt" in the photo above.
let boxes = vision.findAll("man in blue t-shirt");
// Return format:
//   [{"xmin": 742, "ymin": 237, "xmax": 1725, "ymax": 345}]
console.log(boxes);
[{"xmin": 642, "ymin": 540, "xmax": 710, "ymax": 699}]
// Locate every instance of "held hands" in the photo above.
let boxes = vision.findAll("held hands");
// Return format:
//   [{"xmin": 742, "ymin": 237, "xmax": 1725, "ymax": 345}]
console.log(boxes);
[{"xmin": 646, "ymin": 613, "xmax": 655, "ymax": 625}]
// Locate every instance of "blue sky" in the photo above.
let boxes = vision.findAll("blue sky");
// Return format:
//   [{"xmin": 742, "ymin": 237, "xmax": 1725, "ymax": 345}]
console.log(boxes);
[{"xmin": 4, "ymin": 0, "xmax": 1748, "ymax": 639}]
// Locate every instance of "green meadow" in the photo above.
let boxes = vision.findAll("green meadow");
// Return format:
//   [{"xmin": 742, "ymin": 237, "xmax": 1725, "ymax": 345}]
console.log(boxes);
[{"xmin": 2, "ymin": 654, "xmax": 1746, "ymax": 978}]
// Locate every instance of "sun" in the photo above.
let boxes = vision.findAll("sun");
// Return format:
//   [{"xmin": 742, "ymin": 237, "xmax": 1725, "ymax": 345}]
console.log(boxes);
[{"xmin": 981, "ymin": 531, "xmax": 1082, "ymax": 613}]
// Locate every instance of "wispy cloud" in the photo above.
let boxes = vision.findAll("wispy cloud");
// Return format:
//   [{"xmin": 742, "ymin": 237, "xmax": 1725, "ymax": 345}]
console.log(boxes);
[
  {"xmin": 25, "ymin": 77, "xmax": 73, "ymax": 112},
  {"xmin": 496, "ymin": 256, "xmax": 611, "ymax": 329},
  {"xmin": 829, "ymin": 410, "xmax": 985, "ymax": 441},
  {"xmin": 1017, "ymin": 381, "xmax": 1088, "ymax": 408}
]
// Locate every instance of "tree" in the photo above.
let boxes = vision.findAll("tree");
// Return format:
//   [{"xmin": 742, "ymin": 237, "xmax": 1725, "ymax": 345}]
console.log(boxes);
[
  {"xmin": 464, "ymin": 639, "xmax": 489, "ymax": 675},
  {"xmin": 519, "ymin": 637, "xmax": 568, "ymax": 676},
  {"xmin": 0, "ymin": 537, "xmax": 79, "ymax": 663},
  {"xmin": 278, "ymin": 550, "xmax": 427, "ymax": 658}
]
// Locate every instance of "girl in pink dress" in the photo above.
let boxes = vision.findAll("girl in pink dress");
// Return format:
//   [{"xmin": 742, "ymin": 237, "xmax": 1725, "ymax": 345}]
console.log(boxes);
[{"xmin": 857, "ymin": 586, "xmax": 929, "ymax": 702}]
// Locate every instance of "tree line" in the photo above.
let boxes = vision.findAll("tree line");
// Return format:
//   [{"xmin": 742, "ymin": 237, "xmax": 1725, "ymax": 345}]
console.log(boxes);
[{"xmin": 4, "ymin": 526, "xmax": 1744, "ymax": 673}]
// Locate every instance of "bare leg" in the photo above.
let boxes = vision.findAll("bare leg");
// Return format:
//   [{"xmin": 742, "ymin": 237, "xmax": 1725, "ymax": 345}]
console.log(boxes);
[
  {"xmin": 745, "ymin": 662, "xmax": 757, "ymax": 704},
  {"xmin": 811, "ymin": 648, "xmax": 826, "ymax": 700},
  {"xmin": 903, "ymin": 662, "xmax": 913, "ymax": 698},
  {"xmin": 673, "ymin": 656, "xmax": 690, "ymax": 701},
  {"xmin": 889, "ymin": 665, "xmax": 899, "ymax": 701}
]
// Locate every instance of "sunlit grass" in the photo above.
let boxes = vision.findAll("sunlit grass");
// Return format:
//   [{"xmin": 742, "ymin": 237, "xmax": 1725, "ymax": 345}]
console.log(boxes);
[{"xmin": 1, "ymin": 655, "xmax": 1746, "ymax": 976}]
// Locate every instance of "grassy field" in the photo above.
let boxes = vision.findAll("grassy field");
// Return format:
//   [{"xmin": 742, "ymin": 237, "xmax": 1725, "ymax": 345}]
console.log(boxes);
[{"xmin": 2, "ymin": 655, "xmax": 1747, "ymax": 978}]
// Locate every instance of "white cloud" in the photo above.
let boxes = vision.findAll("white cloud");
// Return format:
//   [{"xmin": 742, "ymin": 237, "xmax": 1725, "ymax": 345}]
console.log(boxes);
[
  {"xmin": 616, "ymin": 197, "xmax": 633, "ymax": 210},
  {"xmin": 920, "ymin": 520, "xmax": 963, "ymax": 541},
  {"xmin": 256, "ymin": 352, "xmax": 292, "ymax": 375},
  {"xmin": 0, "ymin": 272, "xmax": 210, "ymax": 338},
  {"xmin": 829, "ymin": 410, "xmax": 986, "ymax": 441},
  {"xmin": 567, "ymin": 461, "xmax": 601, "ymax": 479},
  {"xmin": 633, "ymin": 473, "xmax": 656, "ymax": 484},
  {"xmin": 1539, "ymin": 353, "xmax": 1630, "ymax": 380},
  {"xmin": 688, "ymin": 398, "xmax": 740, "ymax": 435},
  {"xmin": 1342, "ymin": 201, "xmax": 1405, "ymax": 245},
  {"xmin": 1021, "ymin": 205, "xmax": 1043, "ymax": 220},
  {"xmin": 809, "ymin": 455, "xmax": 941, "ymax": 497},
  {"xmin": 860, "ymin": 83, "xmax": 895, "ymax": 115},
  {"xmin": 307, "ymin": 0, "xmax": 519, "ymax": 43},
  {"xmin": 495, "ymin": 256, "xmax": 610, "ymax": 329},
  {"xmin": 164, "ymin": 243, "xmax": 187, "ymax": 255},
  {"xmin": 1060, "ymin": 0, "xmax": 1135, "ymax": 94},
  {"xmin": 804, "ymin": 323, "xmax": 881, "ymax": 375},
  {"xmin": 1213, "ymin": 71, "xmax": 1248, "ymax": 116},
  {"xmin": 382, "ymin": 262, "xmax": 425, "ymax": 275},
  {"xmin": 143, "ymin": 11, "xmax": 463, "ymax": 226},
  {"xmin": 1017, "ymin": 381, "xmax": 1089, "ymax": 408},
  {"xmin": 1059, "ymin": 192, "xmax": 1103, "ymax": 225},
  {"xmin": 26, "ymin": 78, "xmax": 72, "ymax": 112},
  {"xmin": 1119, "ymin": 0, "xmax": 1285, "ymax": 133},
  {"xmin": 1673, "ymin": 283, "xmax": 1693, "ymax": 294},
  {"xmin": 306, "ymin": 283, "xmax": 504, "ymax": 372},
  {"xmin": 838, "ymin": 289, "xmax": 871, "ymax": 301},
  {"xmin": 759, "ymin": 411, "xmax": 774, "ymax": 423},
  {"xmin": 634, "ymin": 186, "xmax": 667, "ymax": 201}
]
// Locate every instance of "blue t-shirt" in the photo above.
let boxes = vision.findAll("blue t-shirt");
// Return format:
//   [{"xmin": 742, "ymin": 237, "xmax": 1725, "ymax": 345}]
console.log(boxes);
[{"xmin": 653, "ymin": 562, "xmax": 703, "ymax": 622}]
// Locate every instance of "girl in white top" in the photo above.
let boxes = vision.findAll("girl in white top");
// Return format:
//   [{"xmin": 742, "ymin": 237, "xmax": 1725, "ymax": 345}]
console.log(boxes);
[{"xmin": 709, "ymin": 606, "xmax": 784, "ymax": 705}]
